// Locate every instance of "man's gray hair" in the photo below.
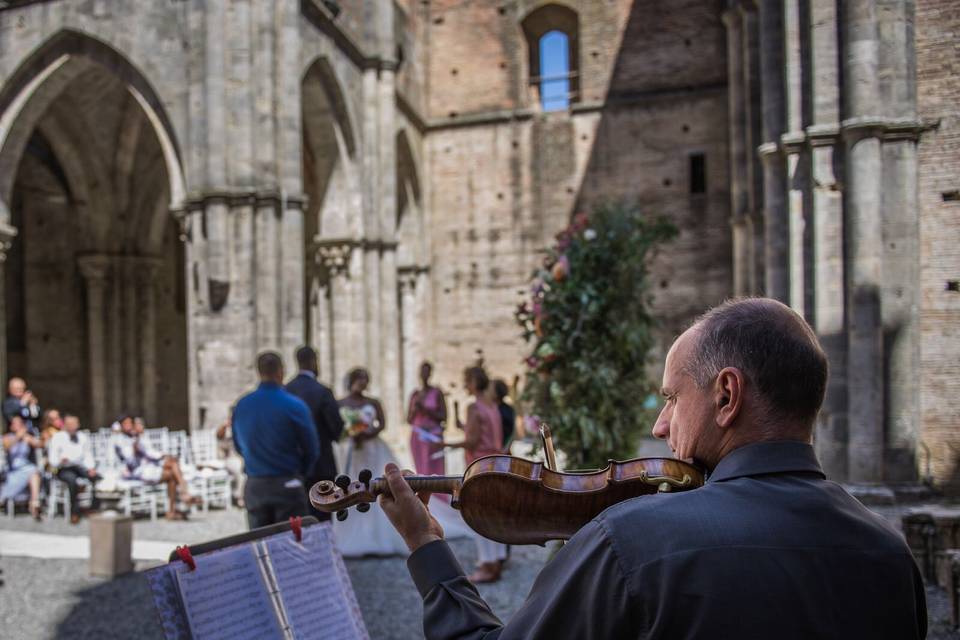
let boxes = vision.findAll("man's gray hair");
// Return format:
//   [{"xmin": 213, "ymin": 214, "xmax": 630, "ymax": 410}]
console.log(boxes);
[{"xmin": 684, "ymin": 298, "xmax": 828, "ymax": 425}]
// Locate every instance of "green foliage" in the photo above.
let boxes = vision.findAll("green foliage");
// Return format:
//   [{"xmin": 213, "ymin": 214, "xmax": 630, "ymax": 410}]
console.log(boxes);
[{"xmin": 515, "ymin": 202, "xmax": 677, "ymax": 470}]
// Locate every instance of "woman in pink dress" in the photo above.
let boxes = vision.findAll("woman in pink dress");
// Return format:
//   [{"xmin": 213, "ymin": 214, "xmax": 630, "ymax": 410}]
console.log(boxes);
[
  {"xmin": 406, "ymin": 361, "xmax": 447, "ymax": 476},
  {"xmin": 446, "ymin": 364, "xmax": 505, "ymax": 583}
]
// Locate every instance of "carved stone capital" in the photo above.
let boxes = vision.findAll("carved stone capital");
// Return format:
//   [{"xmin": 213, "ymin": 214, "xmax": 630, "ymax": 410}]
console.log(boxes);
[
  {"xmin": 315, "ymin": 240, "xmax": 355, "ymax": 277},
  {"xmin": 398, "ymin": 265, "xmax": 429, "ymax": 293},
  {"xmin": 77, "ymin": 254, "xmax": 112, "ymax": 283}
]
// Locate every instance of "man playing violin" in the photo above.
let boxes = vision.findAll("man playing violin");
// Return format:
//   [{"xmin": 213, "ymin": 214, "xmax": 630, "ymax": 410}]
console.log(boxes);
[{"xmin": 380, "ymin": 297, "xmax": 926, "ymax": 639}]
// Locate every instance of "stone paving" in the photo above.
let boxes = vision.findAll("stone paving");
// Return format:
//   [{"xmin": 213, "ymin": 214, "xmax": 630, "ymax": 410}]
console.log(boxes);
[{"xmin": 0, "ymin": 505, "xmax": 957, "ymax": 639}]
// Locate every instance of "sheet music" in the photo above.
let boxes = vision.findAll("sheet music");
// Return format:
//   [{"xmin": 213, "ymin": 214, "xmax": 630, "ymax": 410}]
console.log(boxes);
[
  {"xmin": 174, "ymin": 544, "xmax": 285, "ymax": 640},
  {"xmin": 265, "ymin": 525, "xmax": 369, "ymax": 640}
]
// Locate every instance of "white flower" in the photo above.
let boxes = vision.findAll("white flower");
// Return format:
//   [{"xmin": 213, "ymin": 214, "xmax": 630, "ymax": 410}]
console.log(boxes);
[{"xmin": 584, "ymin": 228, "xmax": 597, "ymax": 241}]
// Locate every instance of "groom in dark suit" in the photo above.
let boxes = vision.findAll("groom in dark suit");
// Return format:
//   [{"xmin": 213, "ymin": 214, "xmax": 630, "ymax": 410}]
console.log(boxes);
[{"xmin": 286, "ymin": 346, "xmax": 345, "ymax": 521}]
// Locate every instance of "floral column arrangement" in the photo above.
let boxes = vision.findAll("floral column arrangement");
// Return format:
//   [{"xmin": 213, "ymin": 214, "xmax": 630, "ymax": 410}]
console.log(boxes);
[{"xmin": 515, "ymin": 203, "xmax": 677, "ymax": 469}]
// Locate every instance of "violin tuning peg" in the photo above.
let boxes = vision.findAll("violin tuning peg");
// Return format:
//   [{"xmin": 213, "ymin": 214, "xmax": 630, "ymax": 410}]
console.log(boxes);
[
  {"xmin": 336, "ymin": 509, "xmax": 349, "ymax": 521},
  {"xmin": 358, "ymin": 469, "xmax": 372, "ymax": 486},
  {"xmin": 334, "ymin": 475, "xmax": 351, "ymax": 490},
  {"xmin": 356, "ymin": 503, "xmax": 370, "ymax": 513}
]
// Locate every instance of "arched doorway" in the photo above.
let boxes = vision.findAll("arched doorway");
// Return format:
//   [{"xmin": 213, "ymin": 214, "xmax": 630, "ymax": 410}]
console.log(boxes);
[
  {"xmin": 302, "ymin": 57, "xmax": 361, "ymax": 390},
  {"xmin": 0, "ymin": 32, "xmax": 188, "ymax": 429}
]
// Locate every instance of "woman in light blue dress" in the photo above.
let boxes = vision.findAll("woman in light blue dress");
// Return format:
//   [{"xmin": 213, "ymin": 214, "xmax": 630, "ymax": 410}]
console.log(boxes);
[{"xmin": 1, "ymin": 415, "xmax": 43, "ymax": 519}]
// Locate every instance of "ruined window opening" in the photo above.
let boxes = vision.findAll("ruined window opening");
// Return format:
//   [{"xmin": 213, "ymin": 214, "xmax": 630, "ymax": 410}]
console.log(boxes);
[
  {"xmin": 539, "ymin": 31, "xmax": 570, "ymax": 111},
  {"xmin": 521, "ymin": 4, "xmax": 580, "ymax": 111},
  {"xmin": 690, "ymin": 153, "xmax": 707, "ymax": 195}
]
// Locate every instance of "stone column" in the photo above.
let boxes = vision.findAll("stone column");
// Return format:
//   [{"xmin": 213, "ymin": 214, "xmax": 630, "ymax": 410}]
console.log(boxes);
[
  {"xmin": 109, "ymin": 257, "xmax": 123, "ymax": 416},
  {"xmin": 843, "ymin": 0, "xmax": 884, "ymax": 483},
  {"xmin": 742, "ymin": 6, "xmax": 765, "ymax": 293},
  {"xmin": 380, "ymin": 245, "xmax": 402, "ymax": 447},
  {"xmin": 878, "ymin": 0, "xmax": 920, "ymax": 481},
  {"xmin": 758, "ymin": 1, "xmax": 789, "ymax": 301},
  {"xmin": 135, "ymin": 258, "xmax": 161, "ymax": 425},
  {"xmin": 78, "ymin": 255, "xmax": 111, "ymax": 428},
  {"xmin": 123, "ymin": 257, "xmax": 140, "ymax": 414},
  {"xmin": 310, "ymin": 274, "xmax": 333, "ymax": 382},
  {"xmin": 808, "ymin": 0, "xmax": 847, "ymax": 480},
  {"xmin": 723, "ymin": 7, "xmax": 752, "ymax": 296},
  {"xmin": 254, "ymin": 199, "xmax": 280, "ymax": 351},
  {"xmin": 280, "ymin": 197, "xmax": 306, "ymax": 367},
  {"xmin": 316, "ymin": 241, "xmax": 354, "ymax": 391},
  {"xmin": 399, "ymin": 269, "xmax": 420, "ymax": 421},
  {"xmin": 0, "ymin": 223, "xmax": 16, "ymax": 390}
]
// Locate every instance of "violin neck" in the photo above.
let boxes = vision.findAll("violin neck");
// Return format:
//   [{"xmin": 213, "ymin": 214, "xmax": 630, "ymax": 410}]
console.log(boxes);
[{"xmin": 370, "ymin": 475, "xmax": 462, "ymax": 497}]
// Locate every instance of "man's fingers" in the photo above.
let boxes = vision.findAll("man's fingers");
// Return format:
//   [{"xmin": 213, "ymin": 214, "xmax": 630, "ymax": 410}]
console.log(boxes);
[{"xmin": 383, "ymin": 463, "xmax": 414, "ymax": 501}]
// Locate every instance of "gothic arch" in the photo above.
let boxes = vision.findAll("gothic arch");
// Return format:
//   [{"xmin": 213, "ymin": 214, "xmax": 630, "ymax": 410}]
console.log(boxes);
[
  {"xmin": 302, "ymin": 56, "xmax": 361, "ymax": 239},
  {"xmin": 0, "ymin": 29, "xmax": 186, "ymax": 224}
]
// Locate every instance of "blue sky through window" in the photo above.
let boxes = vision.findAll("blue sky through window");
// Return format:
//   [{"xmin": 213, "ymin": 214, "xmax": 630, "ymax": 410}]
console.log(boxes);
[{"xmin": 539, "ymin": 30, "xmax": 569, "ymax": 111}]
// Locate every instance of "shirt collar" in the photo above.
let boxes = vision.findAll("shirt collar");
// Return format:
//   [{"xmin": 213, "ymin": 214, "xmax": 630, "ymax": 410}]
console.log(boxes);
[
  {"xmin": 258, "ymin": 381, "xmax": 282, "ymax": 390},
  {"xmin": 297, "ymin": 370, "xmax": 317, "ymax": 379},
  {"xmin": 707, "ymin": 440, "xmax": 825, "ymax": 483}
]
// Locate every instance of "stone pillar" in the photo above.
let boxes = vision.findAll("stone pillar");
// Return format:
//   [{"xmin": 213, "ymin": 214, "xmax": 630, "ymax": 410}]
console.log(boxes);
[
  {"xmin": 0, "ymin": 223, "xmax": 16, "ymax": 390},
  {"xmin": 254, "ymin": 199, "xmax": 280, "ymax": 351},
  {"xmin": 843, "ymin": 0, "xmax": 884, "ymax": 483},
  {"xmin": 758, "ymin": 1, "xmax": 789, "ymax": 301},
  {"xmin": 399, "ymin": 270, "xmax": 419, "ymax": 406},
  {"xmin": 723, "ymin": 7, "xmax": 752, "ymax": 296},
  {"xmin": 135, "ymin": 258, "xmax": 161, "ymax": 425},
  {"xmin": 78, "ymin": 255, "xmax": 111, "ymax": 428},
  {"xmin": 316, "ymin": 241, "xmax": 355, "ymax": 391},
  {"xmin": 310, "ymin": 274, "xmax": 333, "ymax": 382},
  {"xmin": 878, "ymin": 0, "xmax": 920, "ymax": 481},
  {"xmin": 742, "ymin": 6, "xmax": 765, "ymax": 293},
  {"xmin": 808, "ymin": 0, "xmax": 847, "ymax": 480},
  {"xmin": 122, "ymin": 257, "xmax": 140, "ymax": 414},
  {"xmin": 280, "ymin": 197, "xmax": 307, "ymax": 367},
  {"xmin": 380, "ymin": 246, "xmax": 402, "ymax": 447}
]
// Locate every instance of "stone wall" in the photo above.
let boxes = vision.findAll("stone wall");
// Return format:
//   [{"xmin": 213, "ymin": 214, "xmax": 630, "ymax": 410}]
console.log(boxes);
[{"xmin": 916, "ymin": 0, "xmax": 960, "ymax": 489}]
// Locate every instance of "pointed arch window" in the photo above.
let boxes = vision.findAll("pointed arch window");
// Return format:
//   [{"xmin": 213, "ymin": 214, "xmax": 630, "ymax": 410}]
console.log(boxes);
[{"xmin": 521, "ymin": 4, "xmax": 580, "ymax": 111}]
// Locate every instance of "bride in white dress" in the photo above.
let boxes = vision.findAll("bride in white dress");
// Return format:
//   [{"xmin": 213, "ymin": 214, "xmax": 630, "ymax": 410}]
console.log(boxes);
[
  {"xmin": 333, "ymin": 368, "xmax": 409, "ymax": 557},
  {"xmin": 332, "ymin": 367, "xmax": 473, "ymax": 557}
]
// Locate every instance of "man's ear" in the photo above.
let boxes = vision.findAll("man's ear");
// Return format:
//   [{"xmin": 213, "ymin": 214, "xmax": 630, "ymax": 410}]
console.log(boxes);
[{"xmin": 714, "ymin": 367, "xmax": 744, "ymax": 428}]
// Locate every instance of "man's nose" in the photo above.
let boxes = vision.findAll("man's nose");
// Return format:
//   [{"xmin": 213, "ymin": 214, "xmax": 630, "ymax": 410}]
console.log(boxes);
[{"xmin": 651, "ymin": 409, "xmax": 669, "ymax": 440}]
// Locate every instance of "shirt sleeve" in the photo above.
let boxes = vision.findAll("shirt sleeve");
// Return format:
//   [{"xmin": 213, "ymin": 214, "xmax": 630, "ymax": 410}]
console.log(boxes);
[
  {"xmin": 291, "ymin": 400, "xmax": 320, "ymax": 476},
  {"xmin": 408, "ymin": 519, "xmax": 635, "ymax": 640}
]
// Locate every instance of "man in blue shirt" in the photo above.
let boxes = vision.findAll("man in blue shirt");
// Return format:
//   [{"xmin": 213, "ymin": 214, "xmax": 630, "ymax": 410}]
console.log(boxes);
[{"xmin": 232, "ymin": 351, "xmax": 320, "ymax": 529}]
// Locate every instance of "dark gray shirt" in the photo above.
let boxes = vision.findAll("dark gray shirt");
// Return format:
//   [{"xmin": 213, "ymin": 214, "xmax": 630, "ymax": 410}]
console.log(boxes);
[{"xmin": 407, "ymin": 441, "xmax": 927, "ymax": 639}]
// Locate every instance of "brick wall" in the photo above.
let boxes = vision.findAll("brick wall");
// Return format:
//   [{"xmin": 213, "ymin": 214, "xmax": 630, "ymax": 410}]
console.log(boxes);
[{"xmin": 916, "ymin": 0, "xmax": 960, "ymax": 488}]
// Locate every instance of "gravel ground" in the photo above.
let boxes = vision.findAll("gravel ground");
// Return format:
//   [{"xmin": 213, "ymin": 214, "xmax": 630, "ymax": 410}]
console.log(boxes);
[{"xmin": 1, "ymin": 505, "xmax": 958, "ymax": 639}]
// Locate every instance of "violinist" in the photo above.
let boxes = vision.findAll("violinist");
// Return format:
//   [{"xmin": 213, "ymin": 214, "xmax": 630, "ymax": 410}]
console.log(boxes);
[{"xmin": 379, "ymin": 298, "xmax": 926, "ymax": 639}]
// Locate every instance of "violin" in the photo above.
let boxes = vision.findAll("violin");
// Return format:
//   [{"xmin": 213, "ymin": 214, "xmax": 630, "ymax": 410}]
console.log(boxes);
[{"xmin": 309, "ymin": 444, "xmax": 704, "ymax": 546}]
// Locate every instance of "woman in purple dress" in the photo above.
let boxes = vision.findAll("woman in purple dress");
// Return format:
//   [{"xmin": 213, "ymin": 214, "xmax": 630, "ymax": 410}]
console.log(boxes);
[{"xmin": 406, "ymin": 361, "xmax": 447, "ymax": 476}]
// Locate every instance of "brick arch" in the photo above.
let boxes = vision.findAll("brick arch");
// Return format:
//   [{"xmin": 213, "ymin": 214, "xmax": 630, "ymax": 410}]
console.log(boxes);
[{"xmin": 0, "ymin": 28, "xmax": 187, "ymax": 223}]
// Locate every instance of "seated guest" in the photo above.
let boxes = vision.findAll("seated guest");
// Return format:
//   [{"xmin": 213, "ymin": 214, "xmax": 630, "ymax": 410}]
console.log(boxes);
[
  {"xmin": 1, "ymin": 416, "xmax": 43, "ymax": 519},
  {"xmin": 48, "ymin": 414, "xmax": 100, "ymax": 524},
  {"xmin": 113, "ymin": 415, "xmax": 198, "ymax": 520},
  {"xmin": 39, "ymin": 409, "xmax": 64, "ymax": 446},
  {"xmin": 3, "ymin": 377, "xmax": 40, "ymax": 434}
]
